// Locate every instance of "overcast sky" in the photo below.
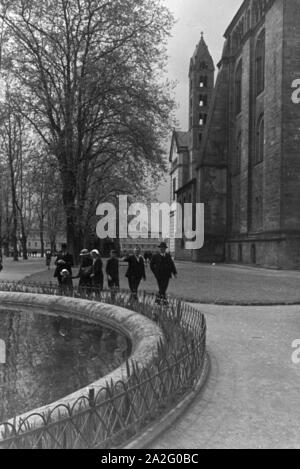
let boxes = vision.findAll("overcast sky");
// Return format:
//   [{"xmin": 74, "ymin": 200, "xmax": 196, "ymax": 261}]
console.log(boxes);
[
  {"xmin": 163, "ymin": 0, "xmax": 242, "ymax": 129},
  {"xmin": 157, "ymin": 0, "xmax": 242, "ymax": 201}
]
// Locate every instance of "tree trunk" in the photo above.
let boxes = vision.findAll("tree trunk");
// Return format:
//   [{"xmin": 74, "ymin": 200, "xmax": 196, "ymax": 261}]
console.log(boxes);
[
  {"xmin": 7, "ymin": 119, "xmax": 18, "ymax": 262},
  {"xmin": 19, "ymin": 215, "xmax": 28, "ymax": 260},
  {"xmin": 50, "ymin": 238, "xmax": 56, "ymax": 254},
  {"xmin": 9, "ymin": 177, "xmax": 18, "ymax": 262},
  {"xmin": 0, "ymin": 200, "xmax": 2, "ymax": 261},
  {"xmin": 40, "ymin": 219, "xmax": 44, "ymax": 258},
  {"xmin": 11, "ymin": 215, "xmax": 18, "ymax": 261},
  {"xmin": 21, "ymin": 235, "xmax": 27, "ymax": 260},
  {"xmin": 66, "ymin": 219, "xmax": 81, "ymax": 266},
  {"xmin": 63, "ymin": 174, "xmax": 81, "ymax": 265},
  {"xmin": 3, "ymin": 241, "xmax": 9, "ymax": 257}
]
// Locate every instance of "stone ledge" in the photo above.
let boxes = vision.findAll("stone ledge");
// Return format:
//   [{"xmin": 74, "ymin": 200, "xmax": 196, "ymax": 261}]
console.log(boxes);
[{"xmin": 0, "ymin": 292, "xmax": 163, "ymax": 431}]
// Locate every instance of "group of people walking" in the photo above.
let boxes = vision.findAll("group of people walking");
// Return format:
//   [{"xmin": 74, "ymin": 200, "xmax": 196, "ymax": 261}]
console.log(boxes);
[
  {"xmin": 124, "ymin": 242, "xmax": 177, "ymax": 303},
  {"xmin": 53, "ymin": 242, "xmax": 177, "ymax": 304},
  {"xmin": 53, "ymin": 244, "xmax": 111, "ymax": 293}
]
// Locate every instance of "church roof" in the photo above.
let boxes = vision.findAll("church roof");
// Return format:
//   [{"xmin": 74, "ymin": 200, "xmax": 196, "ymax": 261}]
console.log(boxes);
[
  {"xmin": 169, "ymin": 130, "xmax": 189, "ymax": 162},
  {"xmin": 174, "ymin": 131, "xmax": 189, "ymax": 149},
  {"xmin": 190, "ymin": 33, "xmax": 214, "ymax": 72},
  {"xmin": 224, "ymin": 0, "xmax": 249, "ymax": 38}
]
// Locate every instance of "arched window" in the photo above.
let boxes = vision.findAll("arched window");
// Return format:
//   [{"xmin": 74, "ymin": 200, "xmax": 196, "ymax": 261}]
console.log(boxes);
[
  {"xmin": 255, "ymin": 115, "xmax": 264, "ymax": 164},
  {"xmin": 235, "ymin": 61, "xmax": 242, "ymax": 114},
  {"xmin": 227, "ymin": 244, "xmax": 232, "ymax": 261},
  {"xmin": 251, "ymin": 244, "xmax": 256, "ymax": 264},
  {"xmin": 199, "ymin": 114, "xmax": 207, "ymax": 126},
  {"xmin": 238, "ymin": 244, "xmax": 243, "ymax": 263},
  {"xmin": 255, "ymin": 30, "xmax": 265, "ymax": 96},
  {"xmin": 200, "ymin": 61, "xmax": 208, "ymax": 70},
  {"xmin": 199, "ymin": 76, "xmax": 207, "ymax": 88},
  {"xmin": 199, "ymin": 94, "xmax": 207, "ymax": 107},
  {"xmin": 182, "ymin": 196, "xmax": 186, "ymax": 238},
  {"xmin": 247, "ymin": 10, "xmax": 251, "ymax": 30},
  {"xmin": 172, "ymin": 178, "xmax": 177, "ymax": 201},
  {"xmin": 253, "ymin": 1, "xmax": 259, "ymax": 24},
  {"xmin": 234, "ymin": 131, "xmax": 242, "ymax": 174}
]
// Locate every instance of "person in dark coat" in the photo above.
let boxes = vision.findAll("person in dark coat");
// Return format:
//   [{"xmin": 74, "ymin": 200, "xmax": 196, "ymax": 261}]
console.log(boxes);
[
  {"xmin": 150, "ymin": 242, "xmax": 177, "ymax": 305},
  {"xmin": 55, "ymin": 243, "xmax": 74, "ymax": 275},
  {"xmin": 74, "ymin": 249, "xmax": 93, "ymax": 292},
  {"xmin": 124, "ymin": 247, "xmax": 146, "ymax": 300},
  {"xmin": 106, "ymin": 250, "xmax": 119, "ymax": 299},
  {"xmin": 46, "ymin": 250, "xmax": 52, "ymax": 270},
  {"xmin": 90, "ymin": 249, "xmax": 104, "ymax": 293},
  {"xmin": 54, "ymin": 259, "xmax": 69, "ymax": 285}
]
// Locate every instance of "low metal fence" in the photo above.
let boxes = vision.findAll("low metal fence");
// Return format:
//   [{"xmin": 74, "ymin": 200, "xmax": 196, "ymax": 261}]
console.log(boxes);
[{"xmin": 0, "ymin": 281, "xmax": 207, "ymax": 449}]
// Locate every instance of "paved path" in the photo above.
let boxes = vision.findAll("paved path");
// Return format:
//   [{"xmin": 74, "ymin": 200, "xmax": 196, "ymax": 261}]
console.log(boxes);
[
  {"xmin": 23, "ymin": 260, "xmax": 300, "ymax": 304},
  {"xmin": 0, "ymin": 258, "xmax": 45, "ymax": 282},
  {"xmin": 150, "ymin": 304, "xmax": 300, "ymax": 449}
]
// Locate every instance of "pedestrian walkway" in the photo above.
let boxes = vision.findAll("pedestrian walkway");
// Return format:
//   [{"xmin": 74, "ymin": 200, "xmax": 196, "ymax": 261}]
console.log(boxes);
[
  {"xmin": 24, "ymin": 260, "xmax": 300, "ymax": 304},
  {"xmin": 150, "ymin": 304, "xmax": 300, "ymax": 449},
  {"xmin": 0, "ymin": 258, "xmax": 45, "ymax": 282}
]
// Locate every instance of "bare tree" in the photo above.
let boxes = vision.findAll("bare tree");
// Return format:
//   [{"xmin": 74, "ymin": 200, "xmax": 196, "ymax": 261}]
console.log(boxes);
[
  {"xmin": 29, "ymin": 149, "xmax": 62, "ymax": 257},
  {"xmin": 0, "ymin": 95, "xmax": 22, "ymax": 261},
  {"xmin": 0, "ymin": 0, "xmax": 175, "ymax": 261}
]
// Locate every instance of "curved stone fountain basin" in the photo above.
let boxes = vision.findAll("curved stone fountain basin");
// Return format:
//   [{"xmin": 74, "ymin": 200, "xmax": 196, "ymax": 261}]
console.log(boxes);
[{"xmin": 0, "ymin": 292, "xmax": 163, "ymax": 431}]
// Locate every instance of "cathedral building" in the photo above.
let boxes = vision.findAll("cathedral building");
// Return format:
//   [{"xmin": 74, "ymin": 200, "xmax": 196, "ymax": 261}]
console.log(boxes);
[{"xmin": 170, "ymin": 0, "xmax": 300, "ymax": 269}]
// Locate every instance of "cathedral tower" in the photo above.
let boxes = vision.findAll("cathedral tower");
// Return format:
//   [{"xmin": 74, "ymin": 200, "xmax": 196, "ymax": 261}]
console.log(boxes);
[{"xmin": 188, "ymin": 33, "xmax": 214, "ymax": 178}]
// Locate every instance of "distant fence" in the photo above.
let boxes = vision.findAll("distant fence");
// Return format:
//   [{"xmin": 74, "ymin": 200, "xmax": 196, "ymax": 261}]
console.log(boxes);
[{"xmin": 0, "ymin": 282, "xmax": 207, "ymax": 449}]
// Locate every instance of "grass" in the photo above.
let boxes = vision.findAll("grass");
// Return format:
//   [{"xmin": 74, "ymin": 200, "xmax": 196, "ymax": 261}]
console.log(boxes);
[{"xmin": 22, "ymin": 261, "xmax": 300, "ymax": 305}]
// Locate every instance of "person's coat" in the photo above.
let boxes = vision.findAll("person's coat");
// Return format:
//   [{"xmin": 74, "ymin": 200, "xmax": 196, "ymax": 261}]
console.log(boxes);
[
  {"xmin": 92, "ymin": 258, "xmax": 104, "ymax": 288},
  {"xmin": 150, "ymin": 253, "xmax": 177, "ymax": 280},
  {"xmin": 106, "ymin": 258, "xmax": 119, "ymax": 281},
  {"xmin": 124, "ymin": 255, "xmax": 146, "ymax": 281},
  {"xmin": 54, "ymin": 261, "xmax": 71, "ymax": 282},
  {"xmin": 55, "ymin": 251, "xmax": 74, "ymax": 273},
  {"xmin": 77, "ymin": 257, "xmax": 93, "ymax": 287}
]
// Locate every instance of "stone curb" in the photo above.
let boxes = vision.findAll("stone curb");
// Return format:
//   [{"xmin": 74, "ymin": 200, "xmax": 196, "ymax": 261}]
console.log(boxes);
[
  {"xmin": 123, "ymin": 353, "xmax": 211, "ymax": 450},
  {"xmin": 0, "ymin": 292, "xmax": 164, "ymax": 432}
]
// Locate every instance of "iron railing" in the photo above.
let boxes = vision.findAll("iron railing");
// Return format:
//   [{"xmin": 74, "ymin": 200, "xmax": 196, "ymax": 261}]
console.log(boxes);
[{"xmin": 0, "ymin": 281, "xmax": 206, "ymax": 449}]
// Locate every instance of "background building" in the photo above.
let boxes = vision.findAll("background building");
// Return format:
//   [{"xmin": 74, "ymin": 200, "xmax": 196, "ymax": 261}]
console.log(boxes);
[{"xmin": 26, "ymin": 230, "xmax": 66, "ymax": 256}]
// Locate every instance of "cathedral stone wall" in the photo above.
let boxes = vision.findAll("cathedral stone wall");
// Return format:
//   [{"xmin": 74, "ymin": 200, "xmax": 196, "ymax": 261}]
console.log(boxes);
[
  {"xmin": 281, "ymin": 1, "xmax": 300, "ymax": 231},
  {"xmin": 171, "ymin": 0, "xmax": 300, "ymax": 269},
  {"xmin": 263, "ymin": 0, "xmax": 283, "ymax": 233},
  {"xmin": 240, "ymin": 38, "xmax": 251, "ymax": 235}
]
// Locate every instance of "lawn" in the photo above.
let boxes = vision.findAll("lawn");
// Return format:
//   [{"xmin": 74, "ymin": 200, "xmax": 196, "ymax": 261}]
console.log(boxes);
[{"xmin": 22, "ymin": 260, "xmax": 300, "ymax": 305}]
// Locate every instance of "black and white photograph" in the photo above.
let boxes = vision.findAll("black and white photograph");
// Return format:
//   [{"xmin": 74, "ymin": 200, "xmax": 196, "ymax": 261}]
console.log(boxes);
[{"xmin": 0, "ymin": 0, "xmax": 299, "ymax": 453}]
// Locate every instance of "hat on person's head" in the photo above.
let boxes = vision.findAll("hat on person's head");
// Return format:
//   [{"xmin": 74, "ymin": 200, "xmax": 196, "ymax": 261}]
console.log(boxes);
[
  {"xmin": 57, "ymin": 259, "xmax": 66, "ymax": 265},
  {"xmin": 91, "ymin": 249, "xmax": 100, "ymax": 256},
  {"xmin": 158, "ymin": 242, "xmax": 168, "ymax": 249},
  {"xmin": 80, "ymin": 249, "xmax": 90, "ymax": 256},
  {"xmin": 61, "ymin": 269, "xmax": 69, "ymax": 276}
]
